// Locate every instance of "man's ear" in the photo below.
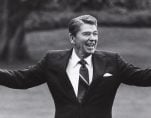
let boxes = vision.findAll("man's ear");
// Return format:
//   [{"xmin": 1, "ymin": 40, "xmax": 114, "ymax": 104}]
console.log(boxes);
[{"xmin": 69, "ymin": 33, "xmax": 75, "ymax": 44}]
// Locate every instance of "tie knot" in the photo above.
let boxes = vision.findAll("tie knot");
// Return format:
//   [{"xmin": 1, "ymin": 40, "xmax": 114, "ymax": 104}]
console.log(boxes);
[{"xmin": 79, "ymin": 60, "xmax": 87, "ymax": 67}]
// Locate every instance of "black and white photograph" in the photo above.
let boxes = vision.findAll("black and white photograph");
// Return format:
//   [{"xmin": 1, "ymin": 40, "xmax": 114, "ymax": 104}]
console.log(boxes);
[{"xmin": 0, "ymin": 0, "xmax": 151, "ymax": 118}]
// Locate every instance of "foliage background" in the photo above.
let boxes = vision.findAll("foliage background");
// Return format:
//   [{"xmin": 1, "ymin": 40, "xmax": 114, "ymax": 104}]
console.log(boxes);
[
  {"xmin": 1, "ymin": 0, "xmax": 151, "ymax": 32},
  {"xmin": 25, "ymin": 0, "xmax": 151, "ymax": 30}
]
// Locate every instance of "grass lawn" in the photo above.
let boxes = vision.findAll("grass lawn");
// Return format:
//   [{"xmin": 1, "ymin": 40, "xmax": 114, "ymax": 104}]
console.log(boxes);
[{"xmin": 0, "ymin": 27, "xmax": 151, "ymax": 118}]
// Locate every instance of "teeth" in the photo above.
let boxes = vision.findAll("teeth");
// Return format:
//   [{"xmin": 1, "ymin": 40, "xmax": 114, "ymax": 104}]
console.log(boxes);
[
  {"xmin": 87, "ymin": 43, "xmax": 95, "ymax": 47},
  {"xmin": 86, "ymin": 40, "xmax": 96, "ymax": 47}
]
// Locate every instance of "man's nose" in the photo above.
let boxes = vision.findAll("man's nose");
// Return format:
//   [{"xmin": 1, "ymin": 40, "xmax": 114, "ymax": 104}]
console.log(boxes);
[{"xmin": 89, "ymin": 34, "xmax": 97, "ymax": 41}]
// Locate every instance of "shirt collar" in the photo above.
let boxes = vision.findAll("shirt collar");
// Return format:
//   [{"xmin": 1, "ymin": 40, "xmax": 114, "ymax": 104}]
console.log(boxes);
[{"xmin": 70, "ymin": 49, "xmax": 92, "ymax": 67}]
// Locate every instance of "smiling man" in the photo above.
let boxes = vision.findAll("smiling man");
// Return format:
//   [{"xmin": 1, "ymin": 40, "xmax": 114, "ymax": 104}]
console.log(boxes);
[
  {"xmin": 1, "ymin": 15, "xmax": 151, "ymax": 118},
  {"xmin": 69, "ymin": 15, "xmax": 98, "ymax": 59}
]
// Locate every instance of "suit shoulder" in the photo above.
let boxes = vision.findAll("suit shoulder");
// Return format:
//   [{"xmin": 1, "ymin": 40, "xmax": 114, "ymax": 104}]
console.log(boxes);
[
  {"xmin": 45, "ymin": 49, "xmax": 70, "ymax": 56},
  {"xmin": 42, "ymin": 49, "xmax": 72, "ymax": 61},
  {"xmin": 95, "ymin": 50, "xmax": 118, "ymax": 57},
  {"xmin": 94, "ymin": 50, "xmax": 120, "ymax": 64}
]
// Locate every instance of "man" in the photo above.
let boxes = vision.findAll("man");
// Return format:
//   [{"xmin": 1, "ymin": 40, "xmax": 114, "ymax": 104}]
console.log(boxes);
[{"xmin": 0, "ymin": 15, "xmax": 151, "ymax": 118}]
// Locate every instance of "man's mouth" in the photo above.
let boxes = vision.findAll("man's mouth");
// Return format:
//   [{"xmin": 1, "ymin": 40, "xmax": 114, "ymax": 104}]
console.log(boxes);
[{"xmin": 85, "ymin": 41, "xmax": 96, "ymax": 48}]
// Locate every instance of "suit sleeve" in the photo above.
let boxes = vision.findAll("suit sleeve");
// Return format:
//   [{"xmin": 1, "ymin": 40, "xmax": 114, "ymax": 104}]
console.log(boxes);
[
  {"xmin": 0, "ymin": 54, "xmax": 48, "ymax": 89},
  {"xmin": 116, "ymin": 54, "xmax": 151, "ymax": 86}
]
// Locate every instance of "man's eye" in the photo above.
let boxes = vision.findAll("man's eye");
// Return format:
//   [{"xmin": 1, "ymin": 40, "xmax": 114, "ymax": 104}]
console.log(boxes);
[
  {"xmin": 93, "ymin": 32, "xmax": 98, "ymax": 36},
  {"xmin": 83, "ymin": 32, "xmax": 91, "ymax": 36}
]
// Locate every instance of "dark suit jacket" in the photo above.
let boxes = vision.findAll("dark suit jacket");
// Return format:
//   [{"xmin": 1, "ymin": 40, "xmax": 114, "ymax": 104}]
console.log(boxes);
[{"xmin": 0, "ymin": 49, "xmax": 151, "ymax": 118}]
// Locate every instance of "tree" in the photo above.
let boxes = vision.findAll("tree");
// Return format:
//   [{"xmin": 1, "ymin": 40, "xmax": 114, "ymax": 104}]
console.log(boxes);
[
  {"xmin": 0, "ymin": 0, "xmax": 49, "ymax": 62},
  {"xmin": 124, "ymin": 0, "xmax": 151, "ymax": 10}
]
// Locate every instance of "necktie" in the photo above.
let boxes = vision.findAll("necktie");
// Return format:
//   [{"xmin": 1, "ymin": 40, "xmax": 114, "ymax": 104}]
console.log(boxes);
[{"xmin": 78, "ymin": 60, "xmax": 89, "ymax": 103}]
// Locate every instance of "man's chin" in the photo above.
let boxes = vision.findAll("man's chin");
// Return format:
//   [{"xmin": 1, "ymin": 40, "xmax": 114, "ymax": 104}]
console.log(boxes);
[{"xmin": 86, "ymin": 49, "xmax": 95, "ymax": 55}]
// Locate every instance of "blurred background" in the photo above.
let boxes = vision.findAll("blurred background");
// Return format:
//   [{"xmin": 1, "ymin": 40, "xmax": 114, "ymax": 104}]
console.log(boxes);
[{"xmin": 0, "ymin": 0, "xmax": 151, "ymax": 118}]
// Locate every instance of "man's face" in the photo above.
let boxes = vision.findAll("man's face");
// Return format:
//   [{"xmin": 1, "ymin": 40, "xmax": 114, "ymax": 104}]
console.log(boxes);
[{"xmin": 71, "ymin": 24, "xmax": 98, "ymax": 58}]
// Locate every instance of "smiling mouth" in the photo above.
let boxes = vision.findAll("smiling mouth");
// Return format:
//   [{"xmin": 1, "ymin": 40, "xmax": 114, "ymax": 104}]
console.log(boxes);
[{"xmin": 85, "ymin": 41, "xmax": 97, "ymax": 48}]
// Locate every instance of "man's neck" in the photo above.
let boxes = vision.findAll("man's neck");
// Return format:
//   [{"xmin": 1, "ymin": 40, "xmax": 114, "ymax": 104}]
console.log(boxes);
[{"xmin": 73, "ymin": 49, "xmax": 91, "ymax": 60}]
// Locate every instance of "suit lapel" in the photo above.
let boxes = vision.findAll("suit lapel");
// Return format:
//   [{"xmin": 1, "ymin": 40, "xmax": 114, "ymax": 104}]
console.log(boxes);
[
  {"xmin": 52, "ymin": 49, "xmax": 77, "ymax": 101},
  {"xmin": 82, "ymin": 52, "xmax": 107, "ymax": 102},
  {"xmin": 92, "ymin": 52, "xmax": 107, "ymax": 82}
]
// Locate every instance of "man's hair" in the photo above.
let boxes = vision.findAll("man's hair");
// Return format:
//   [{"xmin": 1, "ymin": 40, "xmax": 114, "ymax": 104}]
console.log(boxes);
[{"xmin": 68, "ymin": 15, "xmax": 97, "ymax": 36}]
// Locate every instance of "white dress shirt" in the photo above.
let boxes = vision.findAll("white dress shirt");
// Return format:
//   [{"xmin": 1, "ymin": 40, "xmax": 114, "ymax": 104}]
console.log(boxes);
[{"xmin": 66, "ymin": 49, "xmax": 93, "ymax": 96}]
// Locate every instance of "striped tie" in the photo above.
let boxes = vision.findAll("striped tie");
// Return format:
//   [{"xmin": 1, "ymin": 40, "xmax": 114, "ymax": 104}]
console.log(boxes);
[{"xmin": 78, "ymin": 60, "xmax": 89, "ymax": 103}]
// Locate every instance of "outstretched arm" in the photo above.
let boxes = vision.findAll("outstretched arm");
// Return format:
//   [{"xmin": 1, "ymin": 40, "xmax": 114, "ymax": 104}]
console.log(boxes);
[
  {"xmin": 0, "ymin": 54, "xmax": 48, "ymax": 89},
  {"xmin": 117, "ymin": 54, "xmax": 151, "ymax": 86}
]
